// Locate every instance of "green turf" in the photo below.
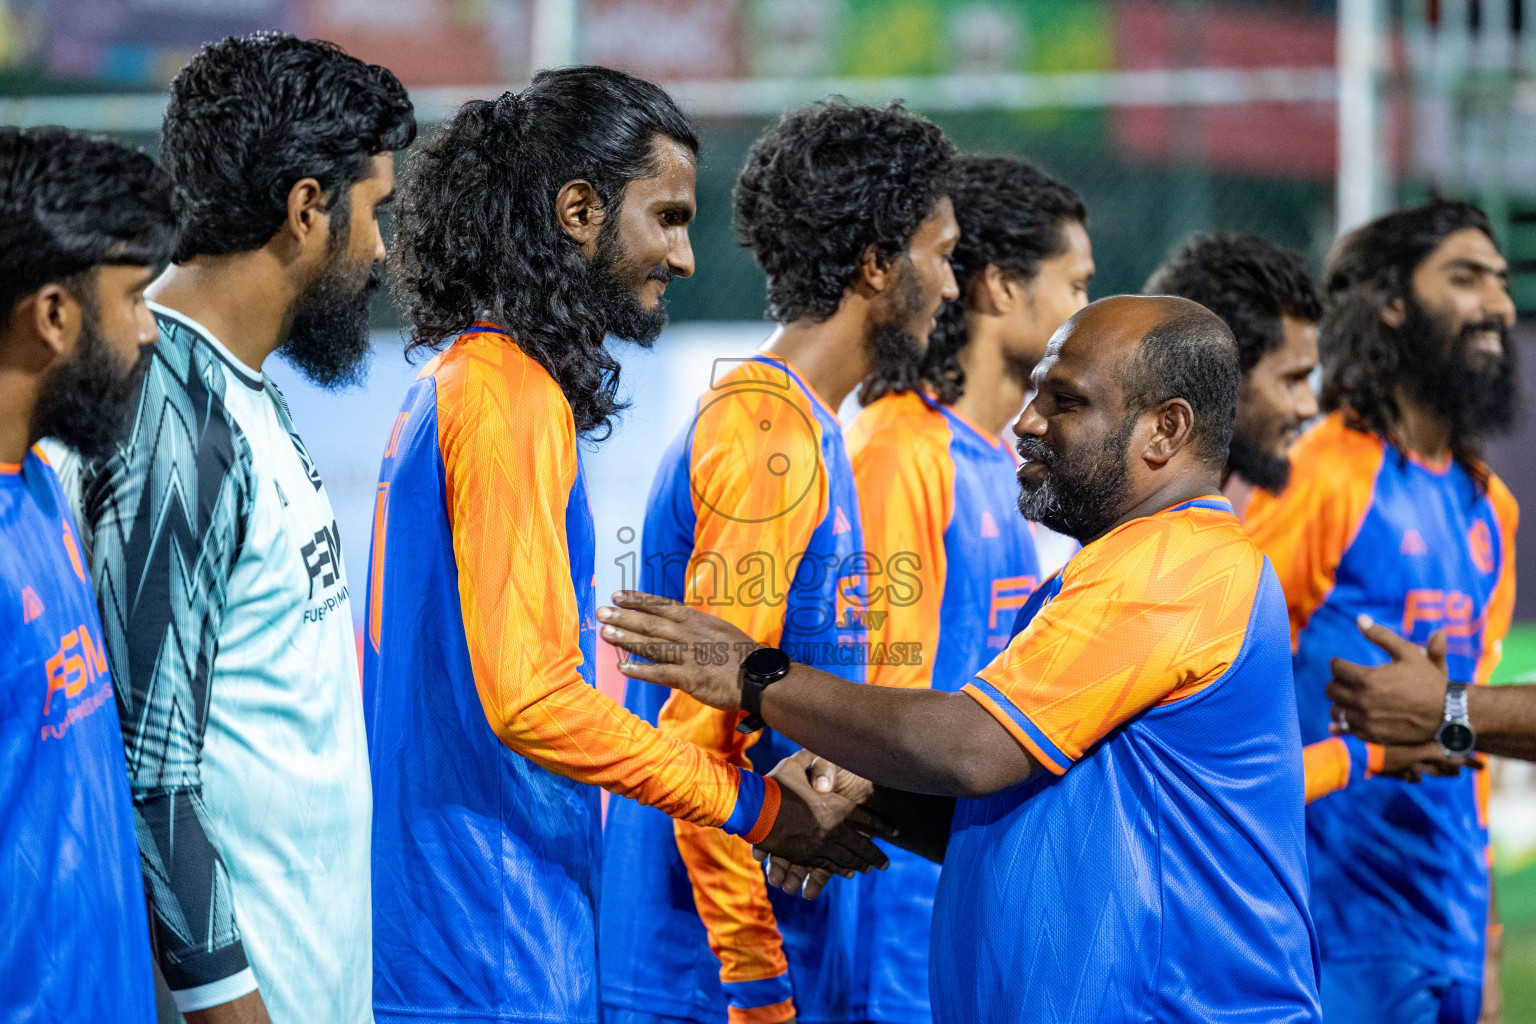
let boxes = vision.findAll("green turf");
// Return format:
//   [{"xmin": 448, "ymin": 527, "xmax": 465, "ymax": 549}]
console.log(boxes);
[
  {"xmin": 1493, "ymin": 624, "xmax": 1536, "ymax": 1019},
  {"xmin": 1494, "ymin": 623, "xmax": 1536, "ymax": 684},
  {"xmin": 1504, "ymin": 919, "xmax": 1536, "ymax": 1023},
  {"xmin": 1505, "ymin": 862, "xmax": 1536, "ymax": 1021}
]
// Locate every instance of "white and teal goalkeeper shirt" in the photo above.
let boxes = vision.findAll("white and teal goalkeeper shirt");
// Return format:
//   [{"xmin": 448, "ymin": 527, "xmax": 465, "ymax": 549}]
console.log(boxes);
[{"xmin": 54, "ymin": 302, "xmax": 372, "ymax": 1022}]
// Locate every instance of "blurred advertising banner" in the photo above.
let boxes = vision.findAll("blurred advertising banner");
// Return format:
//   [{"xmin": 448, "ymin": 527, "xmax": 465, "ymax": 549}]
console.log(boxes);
[
  {"xmin": 300, "ymin": 0, "xmax": 531, "ymax": 86},
  {"xmin": 1110, "ymin": 0, "xmax": 1339, "ymax": 180},
  {"xmin": 5, "ymin": 0, "xmax": 1119, "ymax": 87},
  {"xmin": 30, "ymin": 0, "xmax": 296, "ymax": 83},
  {"xmin": 584, "ymin": 0, "xmax": 741, "ymax": 81},
  {"xmin": 3, "ymin": 0, "xmax": 529, "ymax": 85}
]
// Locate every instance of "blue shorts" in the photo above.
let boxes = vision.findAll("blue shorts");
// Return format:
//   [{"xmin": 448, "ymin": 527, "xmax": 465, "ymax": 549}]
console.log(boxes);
[{"xmin": 1321, "ymin": 960, "xmax": 1480, "ymax": 1024}]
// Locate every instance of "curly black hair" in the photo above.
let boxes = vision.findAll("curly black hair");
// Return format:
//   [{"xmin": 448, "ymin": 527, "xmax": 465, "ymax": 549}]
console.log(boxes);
[
  {"xmin": 1320, "ymin": 199, "xmax": 1498, "ymax": 477},
  {"xmin": 391, "ymin": 66, "xmax": 699, "ymax": 438},
  {"xmin": 863, "ymin": 155, "xmax": 1085, "ymax": 405},
  {"xmin": 0, "ymin": 126, "xmax": 175, "ymax": 315},
  {"xmin": 161, "ymin": 32, "xmax": 415, "ymax": 262},
  {"xmin": 734, "ymin": 98, "xmax": 954, "ymax": 325},
  {"xmin": 1143, "ymin": 233, "xmax": 1322, "ymax": 375}
]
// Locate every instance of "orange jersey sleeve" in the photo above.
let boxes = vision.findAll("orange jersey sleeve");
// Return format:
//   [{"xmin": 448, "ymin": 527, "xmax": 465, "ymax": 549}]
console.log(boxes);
[
  {"xmin": 1475, "ymin": 474, "xmax": 1518, "ymax": 832},
  {"xmin": 847, "ymin": 393, "xmax": 953, "ymax": 691},
  {"xmin": 434, "ymin": 335, "xmax": 775, "ymax": 837},
  {"xmin": 657, "ymin": 357, "xmax": 831, "ymax": 1021},
  {"xmin": 1475, "ymin": 473, "xmax": 1519, "ymax": 686},
  {"xmin": 1243, "ymin": 413, "xmax": 1384, "ymax": 647},
  {"xmin": 1302, "ymin": 736, "xmax": 1383, "ymax": 803},
  {"xmin": 966, "ymin": 503, "xmax": 1259, "ymax": 774}
]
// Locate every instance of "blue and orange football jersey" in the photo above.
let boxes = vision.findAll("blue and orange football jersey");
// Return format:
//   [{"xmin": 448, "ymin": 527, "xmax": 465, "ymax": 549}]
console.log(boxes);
[
  {"xmin": 936, "ymin": 497, "xmax": 1321, "ymax": 1024},
  {"xmin": 0, "ymin": 448, "xmax": 155, "ymax": 1024},
  {"xmin": 1245, "ymin": 412, "xmax": 1518, "ymax": 986},
  {"xmin": 602, "ymin": 353, "xmax": 867, "ymax": 1024},
  {"xmin": 364, "ymin": 328, "xmax": 779, "ymax": 1024},
  {"xmin": 843, "ymin": 390, "xmax": 1040, "ymax": 1024}
]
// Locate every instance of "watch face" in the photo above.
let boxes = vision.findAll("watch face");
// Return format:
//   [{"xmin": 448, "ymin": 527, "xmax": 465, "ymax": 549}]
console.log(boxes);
[
  {"xmin": 742, "ymin": 646, "xmax": 791, "ymax": 681},
  {"xmin": 1439, "ymin": 722, "xmax": 1475, "ymax": 755}
]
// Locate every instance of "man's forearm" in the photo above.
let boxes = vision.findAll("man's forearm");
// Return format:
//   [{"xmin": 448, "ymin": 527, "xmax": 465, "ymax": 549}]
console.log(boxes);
[
  {"xmin": 598, "ymin": 593, "xmax": 1035, "ymax": 795},
  {"xmin": 862, "ymin": 787, "xmax": 956, "ymax": 863},
  {"xmin": 759, "ymin": 664, "xmax": 1035, "ymax": 798},
  {"xmin": 1471, "ymin": 685, "xmax": 1536, "ymax": 761}
]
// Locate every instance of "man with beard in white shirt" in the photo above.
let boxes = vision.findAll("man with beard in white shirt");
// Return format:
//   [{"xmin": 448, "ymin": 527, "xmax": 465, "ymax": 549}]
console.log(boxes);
[{"xmin": 60, "ymin": 32, "xmax": 414, "ymax": 1024}]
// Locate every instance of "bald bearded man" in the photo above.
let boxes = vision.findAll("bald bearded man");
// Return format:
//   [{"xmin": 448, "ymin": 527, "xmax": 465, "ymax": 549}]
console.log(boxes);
[{"xmin": 596, "ymin": 296, "xmax": 1322, "ymax": 1024}]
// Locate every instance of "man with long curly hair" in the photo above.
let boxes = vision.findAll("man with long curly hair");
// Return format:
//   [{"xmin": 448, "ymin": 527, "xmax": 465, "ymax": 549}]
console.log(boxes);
[
  {"xmin": 1146, "ymin": 233, "xmax": 1477, "ymax": 800},
  {"xmin": 599, "ymin": 100, "xmax": 957, "ymax": 1024},
  {"xmin": 365, "ymin": 68, "xmax": 889, "ymax": 1024},
  {"xmin": 1244, "ymin": 200, "xmax": 1520, "ymax": 1024},
  {"xmin": 839, "ymin": 154, "xmax": 1091, "ymax": 1024}
]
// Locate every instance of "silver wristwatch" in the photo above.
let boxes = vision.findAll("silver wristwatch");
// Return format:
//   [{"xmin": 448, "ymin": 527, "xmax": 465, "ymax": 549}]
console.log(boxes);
[{"xmin": 1435, "ymin": 682, "xmax": 1476, "ymax": 757}]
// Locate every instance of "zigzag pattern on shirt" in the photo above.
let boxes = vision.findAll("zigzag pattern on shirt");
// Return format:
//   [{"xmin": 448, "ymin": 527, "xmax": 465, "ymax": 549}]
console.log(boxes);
[{"xmin": 79, "ymin": 313, "xmax": 255, "ymax": 986}]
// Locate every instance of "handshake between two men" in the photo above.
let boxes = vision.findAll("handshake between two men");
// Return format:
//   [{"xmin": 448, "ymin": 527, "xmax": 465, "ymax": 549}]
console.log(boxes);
[
  {"xmin": 736, "ymin": 745, "xmax": 895, "ymax": 899},
  {"xmin": 598, "ymin": 588, "xmax": 918, "ymax": 899},
  {"xmin": 600, "ymin": 589, "xmax": 1028, "ymax": 895}
]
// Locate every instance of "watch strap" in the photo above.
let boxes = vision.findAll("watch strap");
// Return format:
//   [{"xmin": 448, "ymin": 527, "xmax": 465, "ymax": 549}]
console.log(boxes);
[
  {"xmin": 737, "ymin": 680, "xmax": 766, "ymax": 735},
  {"xmin": 1445, "ymin": 681, "xmax": 1470, "ymax": 719},
  {"xmin": 736, "ymin": 647, "xmax": 789, "ymax": 735},
  {"xmin": 1437, "ymin": 681, "xmax": 1475, "ymax": 756}
]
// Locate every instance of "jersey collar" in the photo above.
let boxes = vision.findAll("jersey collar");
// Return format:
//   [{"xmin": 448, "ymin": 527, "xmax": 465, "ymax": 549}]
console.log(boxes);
[
  {"xmin": 148, "ymin": 301, "xmax": 266, "ymax": 392},
  {"xmin": 1166, "ymin": 495, "xmax": 1236, "ymax": 516}
]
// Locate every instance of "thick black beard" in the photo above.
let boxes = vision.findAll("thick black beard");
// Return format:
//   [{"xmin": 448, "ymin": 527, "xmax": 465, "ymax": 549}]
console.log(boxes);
[
  {"xmin": 1016, "ymin": 415, "xmax": 1136, "ymax": 543},
  {"xmin": 1399, "ymin": 298, "xmax": 1519, "ymax": 437},
  {"xmin": 589, "ymin": 218, "xmax": 671, "ymax": 347},
  {"xmin": 1226, "ymin": 435, "xmax": 1292, "ymax": 494},
  {"xmin": 863, "ymin": 260, "xmax": 926, "ymax": 393},
  {"xmin": 283, "ymin": 258, "xmax": 379, "ymax": 390},
  {"xmin": 866, "ymin": 320, "xmax": 924, "ymax": 395},
  {"xmin": 32, "ymin": 313, "xmax": 141, "ymax": 460}
]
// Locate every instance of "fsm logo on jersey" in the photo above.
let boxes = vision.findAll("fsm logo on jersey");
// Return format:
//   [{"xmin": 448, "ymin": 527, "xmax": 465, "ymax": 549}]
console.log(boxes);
[
  {"xmin": 41, "ymin": 623, "xmax": 114, "ymax": 741},
  {"xmin": 302, "ymin": 520, "xmax": 344, "ymax": 598},
  {"xmin": 301, "ymin": 519, "xmax": 352, "ymax": 623}
]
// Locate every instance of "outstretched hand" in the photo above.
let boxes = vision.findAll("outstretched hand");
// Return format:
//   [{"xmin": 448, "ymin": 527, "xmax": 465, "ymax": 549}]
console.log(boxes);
[
  {"xmin": 595, "ymin": 597, "xmax": 894, "ymax": 890},
  {"xmin": 1375, "ymin": 741, "xmax": 1482, "ymax": 783},
  {"xmin": 1328, "ymin": 615, "xmax": 1451, "ymax": 746},
  {"xmin": 753, "ymin": 751, "xmax": 889, "ymax": 900},
  {"xmin": 599, "ymin": 591, "xmax": 753, "ymax": 713}
]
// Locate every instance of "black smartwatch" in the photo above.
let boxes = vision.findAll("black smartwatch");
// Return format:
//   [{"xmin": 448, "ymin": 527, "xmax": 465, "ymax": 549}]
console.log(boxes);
[
  {"xmin": 736, "ymin": 646, "xmax": 792, "ymax": 735},
  {"xmin": 1436, "ymin": 681, "xmax": 1476, "ymax": 757}
]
